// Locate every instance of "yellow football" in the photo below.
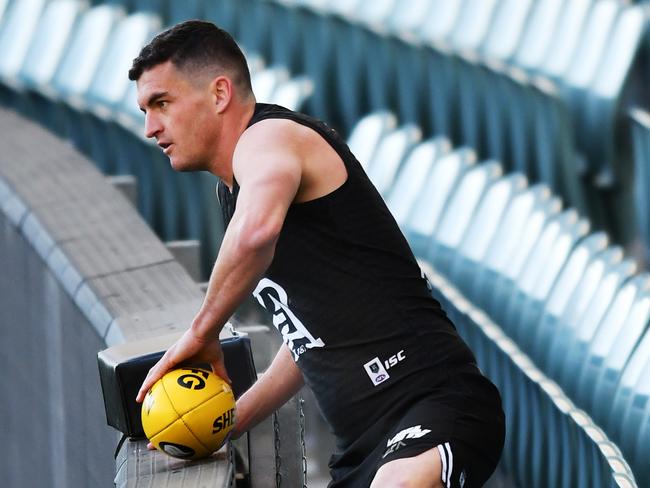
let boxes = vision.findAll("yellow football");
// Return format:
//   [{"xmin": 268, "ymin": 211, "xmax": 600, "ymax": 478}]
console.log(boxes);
[{"xmin": 141, "ymin": 367, "xmax": 236, "ymax": 459}]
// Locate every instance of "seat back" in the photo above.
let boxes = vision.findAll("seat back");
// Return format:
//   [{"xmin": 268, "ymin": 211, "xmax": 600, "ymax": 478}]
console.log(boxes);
[
  {"xmin": 347, "ymin": 111, "xmax": 397, "ymax": 170},
  {"xmin": 52, "ymin": 4, "xmax": 125, "ymax": 99},
  {"xmin": 386, "ymin": 138, "xmax": 451, "ymax": 225},
  {"xmin": 19, "ymin": 0, "xmax": 84, "ymax": 88},
  {"xmin": 482, "ymin": 184, "xmax": 554, "ymax": 275},
  {"xmin": 480, "ymin": 0, "xmax": 533, "ymax": 61},
  {"xmin": 270, "ymin": 75, "xmax": 314, "ymax": 112},
  {"xmin": 418, "ymin": 0, "xmax": 464, "ymax": 44},
  {"xmin": 367, "ymin": 124, "xmax": 422, "ymax": 196},
  {"xmin": 434, "ymin": 161, "xmax": 503, "ymax": 247},
  {"xmin": 564, "ymin": 0, "xmax": 620, "ymax": 91},
  {"xmin": 591, "ymin": 4, "xmax": 647, "ymax": 98},
  {"xmin": 447, "ymin": 0, "xmax": 498, "ymax": 52},
  {"xmin": 539, "ymin": 0, "xmax": 593, "ymax": 79},
  {"xmin": 0, "ymin": 0, "xmax": 47, "ymax": 78},
  {"xmin": 405, "ymin": 147, "xmax": 476, "ymax": 248},
  {"xmin": 511, "ymin": 0, "xmax": 564, "ymax": 70},
  {"xmin": 457, "ymin": 172, "xmax": 528, "ymax": 263},
  {"xmin": 86, "ymin": 12, "xmax": 162, "ymax": 109}
]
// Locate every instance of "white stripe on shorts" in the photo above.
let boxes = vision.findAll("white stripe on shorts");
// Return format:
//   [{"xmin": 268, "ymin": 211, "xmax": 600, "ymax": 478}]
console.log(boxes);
[{"xmin": 437, "ymin": 442, "xmax": 454, "ymax": 487}]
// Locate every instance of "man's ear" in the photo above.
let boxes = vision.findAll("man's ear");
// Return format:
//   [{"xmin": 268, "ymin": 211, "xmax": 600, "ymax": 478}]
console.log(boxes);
[{"xmin": 211, "ymin": 75, "xmax": 233, "ymax": 114}]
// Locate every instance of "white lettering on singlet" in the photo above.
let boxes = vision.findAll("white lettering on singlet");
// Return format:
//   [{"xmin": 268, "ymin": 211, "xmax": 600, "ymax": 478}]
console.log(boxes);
[{"xmin": 253, "ymin": 278, "xmax": 325, "ymax": 360}]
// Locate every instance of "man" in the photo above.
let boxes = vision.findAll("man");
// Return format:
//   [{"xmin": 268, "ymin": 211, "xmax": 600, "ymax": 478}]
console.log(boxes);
[{"xmin": 132, "ymin": 20, "xmax": 504, "ymax": 487}]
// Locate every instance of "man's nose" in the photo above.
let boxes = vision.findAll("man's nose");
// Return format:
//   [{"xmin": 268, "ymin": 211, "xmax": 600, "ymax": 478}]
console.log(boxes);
[{"xmin": 144, "ymin": 113, "xmax": 161, "ymax": 139}]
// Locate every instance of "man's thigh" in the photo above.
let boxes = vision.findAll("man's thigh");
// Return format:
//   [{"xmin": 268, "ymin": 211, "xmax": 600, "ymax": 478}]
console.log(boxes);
[{"xmin": 370, "ymin": 446, "xmax": 443, "ymax": 488}]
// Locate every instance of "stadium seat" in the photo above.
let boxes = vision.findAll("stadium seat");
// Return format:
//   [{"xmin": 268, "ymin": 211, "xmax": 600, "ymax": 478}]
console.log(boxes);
[
  {"xmin": 36, "ymin": 4, "xmax": 125, "ymax": 137},
  {"xmin": 583, "ymin": 4, "xmax": 647, "ymax": 187},
  {"xmin": 561, "ymin": 0, "xmax": 619, "ymax": 170},
  {"xmin": 469, "ymin": 183, "xmax": 555, "ymax": 311},
  {"xmin": 0, "ymin": 0, "xmax": 48, "ymax": 104},
  {"xmin": 581, "ymin": 274, "xmax": 650, "ymax": 422},
  {"xmin": 4, "ymin": 0, "xmax": 82, "ymax": 116},
  {"xmin": 366, "ymin": 123, "xmax": 422, "ymax": 196},
  {"xmin": 404, "ymin": 147, "xmax": 476, "ymax": 255},
  {"xmin": 537, "ymin": 0, "xmax": 593, "ymax": 82},
  {"xmin": 346, "ymin": 111, "xmax": 397, "ymax": 170},
  {"xmin": 498, "ymin": 209, "xmax": 589, "ymax": 340},
  {"xmin": 539, "ymin": 246, "xmax": 628, "ymax": 373},
  {"xmin": 510, "ymin": 0, "xmax": 564, "ymax": 72},
  {"xmin": 455, "ymin": 0, "xmax": 533, "ymax": 154},
  {"xmin": 481, "ymin": 196, "xmax": 563, "ymax": 323},
  {"xmin": 447, "ymin": 172, "xmax": 528, "ymax": 298},
  {"xmin": 528, "ymin": 232, "xmax": 610, "ymax": 366},
  {"xmin": 556, "ymin": 261, "xmax": 639, "ymax": 398},
  {"xmin": 385, "ymin": 137, "xmax": 451, "ymax": 226},
  {"xmin": 269, "ymin": 74, "xmax": 314, "ymax": 112},
  {"xmin": 251, "ymin": 65, "xmax": 289, "ymax": 105},
  {"xmin": 427, "ymin": 161, "xmax": 503, "ymax": 277}
]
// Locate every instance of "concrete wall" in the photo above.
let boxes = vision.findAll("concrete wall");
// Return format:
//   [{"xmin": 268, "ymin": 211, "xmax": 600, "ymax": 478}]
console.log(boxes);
[{"xmin": 0, "ymin": 108, "xmax": 204, "ymax": 487}]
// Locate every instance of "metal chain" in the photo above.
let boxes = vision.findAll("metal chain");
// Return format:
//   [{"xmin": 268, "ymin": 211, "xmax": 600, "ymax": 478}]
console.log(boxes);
[
  {"xmin": 273, "ymin": 411, "xmax": 282, "ymax": 488},
  {"xmin": 299, "ymin": 396, "xmax": 308, "ymax": 488}
]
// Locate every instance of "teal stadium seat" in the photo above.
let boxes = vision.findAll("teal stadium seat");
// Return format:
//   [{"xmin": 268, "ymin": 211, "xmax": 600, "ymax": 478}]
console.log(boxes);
[
  {"xmin": 38, "ymin": 4, "xmax": 124, "ymax": 137},
  {"xmin": 508, "ymin": 213, "xmax": 591, "ymax": 349},
  {"xmin": 346, "ymin": 111, "xmax": 397, "ymax": 170},
  {"xmin": 469, "ymin": 183, "xmax": 554, "ymax": 311},
  {"xmin": 427, "ymin": 161, "xmax": 503, "ymax": 277},
  {"xmin": 480, "ymin": 195, "xmax": 562, "ymax": 323},
  {"xmin": 542, "ymin": 248, "xmax": 631, "ymax": 376},
  {"xmin": 528, "ymin": 232, "xmax": 610, "ymax": 366},
  {"xmin": 0, "ymin": 0, "xmax": 48, "ymax": 104},
  {"xmin": 560, "ymin": 0, "xmax": 619, "ymax": 174},
  {"xmin": 447, "ymin": 172, "xmax": 528, "ymax": 298},
  {"xmin": 5, "ymin": 0, "xmax": 81, "ymax": 118},
  {"xmin": 385, "ymin": 137, "xmax": 451, "ymax": 227},
  {"xmin": 496, "ymin": 210, "xmax": 589, "ymax": 340},
  {"xmin": 404, "ymin": 147, "xmax": 476, "ymax": 255},
  {"xmin": 581, "ymin": 274, "xmax": 650, "ymax": 422},
  {"xmin": 556, "ymin": 262, "xmax": 639, "ymax": 398},
  {"xmin": 365, "ymin": 123, "xmax": 422, "ymax": 197}
]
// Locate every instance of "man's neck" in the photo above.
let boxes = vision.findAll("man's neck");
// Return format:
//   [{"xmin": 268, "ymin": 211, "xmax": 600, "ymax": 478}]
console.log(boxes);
[{"xmin": 210, "ymin": 100, "xmax": 256, "ymax": 187}]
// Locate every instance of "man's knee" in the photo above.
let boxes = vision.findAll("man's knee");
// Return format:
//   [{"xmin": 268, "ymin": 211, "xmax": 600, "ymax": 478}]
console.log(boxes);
[{"xmin": 370, "ymin": 447, "xmax": 444, "ymax": 488}]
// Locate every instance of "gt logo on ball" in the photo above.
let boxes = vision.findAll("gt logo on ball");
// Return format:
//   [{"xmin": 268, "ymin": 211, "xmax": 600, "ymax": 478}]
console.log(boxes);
[{"xmin": 177, "ymin": 369, "xmax": 209, "ymax": 390}]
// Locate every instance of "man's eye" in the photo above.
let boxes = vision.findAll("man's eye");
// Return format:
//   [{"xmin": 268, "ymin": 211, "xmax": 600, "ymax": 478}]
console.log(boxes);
[{"xmin": 158, "ymin": 100, "xmax": 168, "ymax": 108}]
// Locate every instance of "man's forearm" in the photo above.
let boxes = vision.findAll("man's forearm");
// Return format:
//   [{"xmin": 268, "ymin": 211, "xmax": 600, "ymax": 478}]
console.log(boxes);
[
  {"xmin": 191, "ymin": 217, "xmax": 278, "ymax": 339},
  {"xmin": 233, "ymin": 344, "xmax": 305, "ymax": 437}
]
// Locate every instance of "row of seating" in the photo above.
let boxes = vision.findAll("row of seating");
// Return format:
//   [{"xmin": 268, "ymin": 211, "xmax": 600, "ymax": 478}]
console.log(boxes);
[
  {"xmin": 349, "ymin": 110, "xmax": 649, "ymax": 486},
  {"xmin": 0, "ymin": 0, "xmax": 315, "ymax": 274},
  {"xmin": 424, "ymin": 263, "xmax": 637, "ymax": 488},
  {"xmin": 182, "ymin": 0, "xmax": 646, "ymax": 262}
]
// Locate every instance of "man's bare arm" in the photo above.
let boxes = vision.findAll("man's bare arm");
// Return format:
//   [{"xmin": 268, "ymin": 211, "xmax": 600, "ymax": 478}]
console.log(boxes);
[
  {"xmin": 232, "ymin": 343, "xmax": 305, "ymax": 437},
  {"xmin": 137, "ymin": 121, "xmax": 303, "ymax": 402}
]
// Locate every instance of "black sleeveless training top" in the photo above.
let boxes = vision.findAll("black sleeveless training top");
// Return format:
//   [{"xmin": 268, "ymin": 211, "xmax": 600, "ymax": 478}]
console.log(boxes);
[{"xmin": 218, "ymin": 104, "xmax": 476, "ymax": 449}]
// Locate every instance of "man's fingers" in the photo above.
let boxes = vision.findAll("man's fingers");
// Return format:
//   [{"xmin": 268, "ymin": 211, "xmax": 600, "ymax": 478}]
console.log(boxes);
[
  {"xmin": 212, "ymin": 361, "xmax": 232, "ymax": 385},
  {"xmin": 136, "ymin": 361, "xmax": 167, "ymax": 403},
  {"xmin": 147, "ymin": 442, "xmax": 156, "ymax": 450}
]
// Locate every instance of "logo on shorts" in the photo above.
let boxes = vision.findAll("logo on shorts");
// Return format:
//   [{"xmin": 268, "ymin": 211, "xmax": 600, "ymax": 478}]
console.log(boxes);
[
  {"xmin": 363, "ymin": 350, "xmax": 406, "ymax": 386},
  {"xmin": 382, "ymin": 425, "xmax": 432, "ymax": 458}
]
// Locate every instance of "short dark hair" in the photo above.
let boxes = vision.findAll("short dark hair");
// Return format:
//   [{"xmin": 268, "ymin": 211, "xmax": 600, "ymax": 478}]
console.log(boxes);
[{"xmin": 129, "ymin": 20, "xmax": 252, "ymax": 94}]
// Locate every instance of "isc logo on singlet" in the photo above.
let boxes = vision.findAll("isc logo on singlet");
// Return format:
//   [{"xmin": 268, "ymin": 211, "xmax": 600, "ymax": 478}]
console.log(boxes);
[{"xmin": 253, "ymin": 278, "xmax": 325, "ymax": 360}]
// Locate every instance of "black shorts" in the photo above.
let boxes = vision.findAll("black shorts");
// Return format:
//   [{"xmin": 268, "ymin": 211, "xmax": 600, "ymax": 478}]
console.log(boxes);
[{"xmin": 327, "ymin": 365, "xmax": 505, "ymax": 488}]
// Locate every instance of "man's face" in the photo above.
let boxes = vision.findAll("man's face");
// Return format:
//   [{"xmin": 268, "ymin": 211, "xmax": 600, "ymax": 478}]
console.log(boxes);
[{"xmin": 136, "ymin": 60, "xmax": 219, "ymax": 172}]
